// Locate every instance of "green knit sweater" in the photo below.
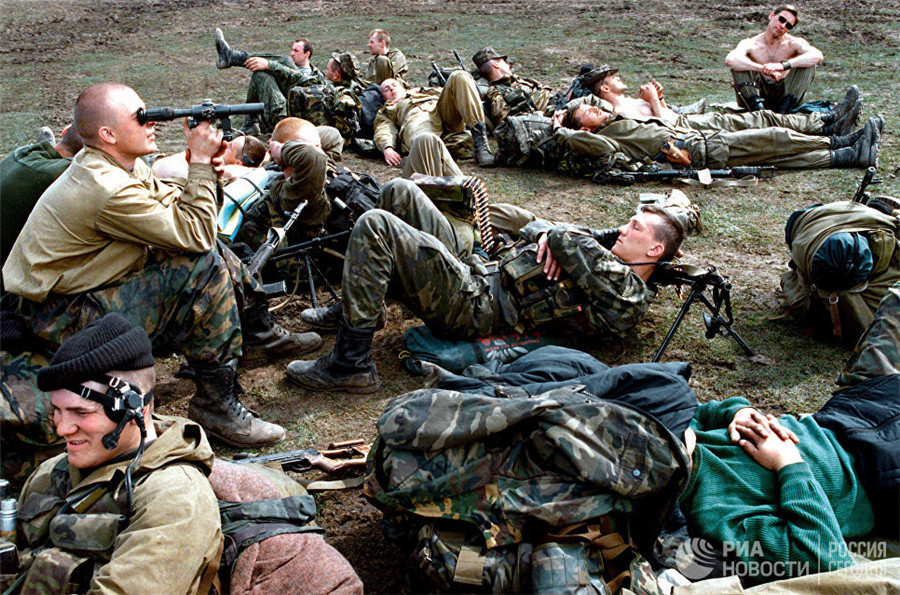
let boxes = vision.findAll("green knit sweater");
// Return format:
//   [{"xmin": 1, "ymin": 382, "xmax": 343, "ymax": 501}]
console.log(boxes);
[{"xmin": 679, "ymin": 397, "xmax": 874, "ymax": 580}]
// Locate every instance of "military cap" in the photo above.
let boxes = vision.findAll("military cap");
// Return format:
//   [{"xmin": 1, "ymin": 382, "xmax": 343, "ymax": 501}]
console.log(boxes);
[
  {"xmin": 472, "ymin": 47, "xmax": 507, "ymax": 69},
  {"xmin": 331, "ymin": 51, "xmax": 361, "ymax": 79},
  {"xmin": 582, "ymin": 64, "xmax": 619, "ymax": 88}
]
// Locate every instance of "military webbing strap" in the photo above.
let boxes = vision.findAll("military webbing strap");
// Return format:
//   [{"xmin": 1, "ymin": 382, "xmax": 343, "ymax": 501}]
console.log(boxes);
[
  {"xmin": 452, "ymin": 545, "xmax": 486, "ymax": 586},
  {"xmin": 303, "ymin": 477, "xmax": 364, "ymax": 491}
]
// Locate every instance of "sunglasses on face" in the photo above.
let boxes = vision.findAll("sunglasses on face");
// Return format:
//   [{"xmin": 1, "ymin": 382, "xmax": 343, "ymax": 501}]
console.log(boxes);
[{"xmin": 777, "ymin": 15, "xmax": 795, "ymax": 30}]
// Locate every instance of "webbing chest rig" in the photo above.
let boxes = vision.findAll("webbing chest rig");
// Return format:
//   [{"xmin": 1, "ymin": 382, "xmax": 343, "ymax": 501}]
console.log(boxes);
[
  {"xmin": 16, "ymin": 458, "xmax": 134, "ymax": 594},
  {"xmin": 497, "ymin": 240, "xmax": 587, "ymax": 332}
]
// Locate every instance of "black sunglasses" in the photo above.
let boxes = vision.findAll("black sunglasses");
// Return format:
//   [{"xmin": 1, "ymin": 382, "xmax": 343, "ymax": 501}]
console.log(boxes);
[{"xmin": 777, "ymin": 15, "xmax": 795, "ymax": 30}]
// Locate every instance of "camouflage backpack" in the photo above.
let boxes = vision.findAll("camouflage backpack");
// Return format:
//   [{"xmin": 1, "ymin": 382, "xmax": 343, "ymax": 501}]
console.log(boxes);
[
  {"xmin": 364, "ymin": 384, "xmax": 690, "ymax": 593},
  {"xmin": 494, "ymin": 114, "xmax": 555, "ymax": 167},
  {"xmin": 288, "ymin": 84, "xmax": 333, "ymax": 127}
]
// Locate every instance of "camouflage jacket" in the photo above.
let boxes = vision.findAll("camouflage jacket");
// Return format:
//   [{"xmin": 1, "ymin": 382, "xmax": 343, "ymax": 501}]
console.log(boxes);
[
  {"xmin": 486, "ymin": 74, "xmax": 553, "ymax": 126},
  {"xmin": 364, "ymin": 381, "xmax": 690, "ymax": 557},
  {"xmin": 266, "ymin": 61, "xmax": 327, "ymax": 90},
  {"xmin": 16, "ymin": 415, "xmax": 222, "ymax": 594},
  {"xmin": 498, "ymin": 220, "xmax": 654, "ymax": 336}
]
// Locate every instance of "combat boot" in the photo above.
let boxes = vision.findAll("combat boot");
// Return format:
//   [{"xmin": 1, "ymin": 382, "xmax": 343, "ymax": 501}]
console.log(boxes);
[
  {"xmin": 830, "ymin": 118, "xmax": 881, "ymax": 169},
  {"xmin": 821, "ymin": 86, "xmax": 859, "ymax": 128},
  {"xmin": 468, "ymin": 122, "xmax": 496, "ymax": 167},
  {"xmin": 831, "ymin": 117, "xmax": 883, "ymax": 150},
  {"xmin": 189, "ymin": 360, "xmax": 285, "ymax": 447},
  {"xmin": 215, "ymin": 28, "xmax": 249, "ymax": 69},
  {"xmin": 299, "ymin": 300, "xmax": 386, "ymax": 333},
  {"xmin": 285, "ymin": 318, "xmax": 380, "ymax": 394},
  {"xmin": 240, "ymin": 115, "xmax": 261, "ymax": 137},
  {"xmin": 242, "ymin": 304, "xmax": 322, "ymax": 364}
]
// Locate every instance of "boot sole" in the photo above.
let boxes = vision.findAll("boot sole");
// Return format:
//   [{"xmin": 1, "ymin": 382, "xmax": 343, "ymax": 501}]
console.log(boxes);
[
  {"xmin": 240, "ymin": 338, "xmax": 324, "ymax": 366},
  {"xmin": 286, "ymin": 372, "xmax": 381, "ymax": 395},
  {"xmin": 203, "ymin": 427, "xmax": 285, "ymax": 448}
]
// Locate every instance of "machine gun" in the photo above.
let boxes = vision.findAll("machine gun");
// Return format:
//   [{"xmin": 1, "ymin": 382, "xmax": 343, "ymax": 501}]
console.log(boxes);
[
  {"xmin": 650, "ymin": 264, "xmax": 754, "ymax": 362},
  {"xmin": 593, "ymin": 166, "xmax": 776, "ymax": 186},
  {"xmin": 246, "ymin": 200, "xmax": 308, "ymax": 277},
  {"xmin": 231, "ymin": 439, "xmax": 370, "ymax": 474},
  {"xmin": 138, "ymin": 99, "xmax": 264, "ymax": 141},
  {"xmin": 267, "ymin": 230, "xmax": 351, "ymax": 308},
  {"xmin": 852, "ymin": 166, "xmax": 879, "ymax": 205}
]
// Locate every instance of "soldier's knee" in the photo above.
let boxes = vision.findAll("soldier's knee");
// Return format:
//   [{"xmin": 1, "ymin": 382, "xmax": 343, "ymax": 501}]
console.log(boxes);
[
  {"xmin": 378, "ymin": 178, "xmax": 418, "ymax": 210},
  {"xmin": 410, "ymin": 132, "xmax": 442, "ymax": 150},
  {"xmin": 354, "ymin": 209, "xmax": 395, "ymax": 236},
  {"xmin": 445, "ymin": 70, "xmax": 474, "ymax": 86}
]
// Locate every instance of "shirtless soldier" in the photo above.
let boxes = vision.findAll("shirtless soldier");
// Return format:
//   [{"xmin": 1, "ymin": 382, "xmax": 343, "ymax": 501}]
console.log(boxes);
[{"xmin": 725, "ymin": 4, "xmax": 823, "ymax": 113}]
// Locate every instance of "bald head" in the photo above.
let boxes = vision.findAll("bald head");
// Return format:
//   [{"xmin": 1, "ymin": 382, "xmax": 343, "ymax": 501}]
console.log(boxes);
[
  {"xmin": 270, "ymin": 117, "xmax": 321, "ymax": 147},
  {"xmin": 74, "ymin": 82, "xmax": 138, "ymax": 146}
]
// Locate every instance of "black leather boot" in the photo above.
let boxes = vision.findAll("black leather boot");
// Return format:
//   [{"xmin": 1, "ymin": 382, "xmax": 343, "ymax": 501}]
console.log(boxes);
[
  {"xmin": 467, "ymin": 122, "xmax": 496, "ymax": 167},
  {"xmin": 830, "ymin": 118, "xmax": 881, "ymax": 169},
  {"xmin": 822, "ymin": 99, "xmax": 861, "ymax": 137},
  {"xmin": 242, "ymin": 304, "xmax": 322, "ymax": 364},
  {"xmin": 299, "ymin": 300, "xmax": 385, "ymax": 333},
  {"xmin": 215, "ymin": 28, "xmax": 249, "ymax": 69},
  {"xmin": 831, "ymin": 117, "xmax": 882, "ymax": 150},
  {"xmin": 285, "ymin": 318, "xmax": 380, "ymax": 394},
  {"xmin": 188, "ymin": 360, "xmax": 285, "ymax": 447}
]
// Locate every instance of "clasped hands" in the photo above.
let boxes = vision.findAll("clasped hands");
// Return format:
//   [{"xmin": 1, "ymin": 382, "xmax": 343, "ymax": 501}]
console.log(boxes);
[{"xmin": 729, "ymin": 407, "xmax": 802, "ymax": 471}]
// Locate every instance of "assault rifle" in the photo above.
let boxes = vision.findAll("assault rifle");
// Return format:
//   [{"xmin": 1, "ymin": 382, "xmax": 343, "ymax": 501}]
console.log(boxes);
[
  {"xmin": 246, "ymin": 200, "xmax": 308, "ymax": 277},
  {"xmin": 852, "ymin": 166, "xmax": 878, "ymax": 205},
  {"xmin": 138, "ymin": 99, "xmax": 264, "ymax": 141},
  {"xmin": 593, "ymin": 166, "xmax": 775, "ymax": 186},
  {"xmin": 231, "ymin": 439, "xmax": 370, "ymax": 474},
  {"xmin": 430, "ymin": 61, "xmax": 447, "ymax": 85},
  {"xmin": 650, "ymin": 264, "xmax": 754, "ymax": 362}
]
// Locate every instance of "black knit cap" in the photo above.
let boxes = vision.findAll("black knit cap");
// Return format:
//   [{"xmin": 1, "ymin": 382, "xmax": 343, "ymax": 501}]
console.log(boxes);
[{"xmin": 37, "ymin": 313, "xmax": 154, "ymax": 392}]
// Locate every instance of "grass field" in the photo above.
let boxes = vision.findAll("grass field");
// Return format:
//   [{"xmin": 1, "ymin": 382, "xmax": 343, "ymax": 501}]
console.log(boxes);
[{"xmin": 1, "ymin": 1, "xmax": 898, "ymax": 590}]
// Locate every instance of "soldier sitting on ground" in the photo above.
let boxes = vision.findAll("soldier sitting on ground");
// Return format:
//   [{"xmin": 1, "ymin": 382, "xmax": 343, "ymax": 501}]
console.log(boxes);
[
  {"xmin": 233, "ymin": 117, "xmax": 344, "ymax": 250},
  {"xmin": 365, "ymin": 28, "xmax": 409, "ymax": 87},
  {"xmin": 725, "ymin": 4, "xmax": 823, "ymax": 113},
  {"xmin": 2, "ymin": 83, "xmax": 320, "ymax": 448},
  {"xmin": 215, "ymin": 29, "xmax": 326, "ymax": 134},
  {"xmin": 287, "ymin": 51, "xmax": 366, "ymax": 139},
  {"xmin": 374, "ymin": 73, "xmax": 496, "ymax": 176},
  {"xmin": 287, "ymin": 177, "xmax": 684, "ymax": 394},
  {"xmin": 13, "ymin": 313, "xmax": 222, "ymax": 593}
]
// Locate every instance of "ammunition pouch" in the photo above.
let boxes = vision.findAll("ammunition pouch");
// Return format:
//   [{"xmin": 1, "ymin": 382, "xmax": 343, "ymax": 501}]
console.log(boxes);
[
  {"xmin": 499, "ymin": 85, "xmax": 537, "ymax": 118},
  {"xmin": 21, "ymin": 547, "xmax": 93, "ymax": 594},
  {"xmin": 498, "ymin": 241, "xmax": 586, "ymax": 332},
  {"xmin": 653, "ymin": 135, "xmax": 686, "ymax": 164}
]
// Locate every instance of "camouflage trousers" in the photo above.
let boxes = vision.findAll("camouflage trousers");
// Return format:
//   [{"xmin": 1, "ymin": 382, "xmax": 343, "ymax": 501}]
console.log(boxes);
[
  {"xmin": 731, "ymin": 66, "xmax": 817, "ymax": 113},
  {"xmin": 245, "ymin": 54, "xmax": 297, "ymax": 132},
  {"xmin": 839, "ymin": 280, "xmax": 900, "ymax": 386},
  {"xmin": 380, "ymin": 177, "xmax": 537, "ymax": 255},
  {"xmin": 1, "ymin": 350, "xmax": 63, "ymax": 487},
  {"xmin": 12, "ymin": 244, "xmax": 264, "ymax": 366},
  {"xmin": 342, "ymin": 186, "xmax": 496, "ymax": 338}
]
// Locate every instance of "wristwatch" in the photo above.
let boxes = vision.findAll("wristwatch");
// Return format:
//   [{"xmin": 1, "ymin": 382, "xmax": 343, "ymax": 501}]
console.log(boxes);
[{"xmin": 781, "ymin": 60, "xmax": 792, "ymax": 70}]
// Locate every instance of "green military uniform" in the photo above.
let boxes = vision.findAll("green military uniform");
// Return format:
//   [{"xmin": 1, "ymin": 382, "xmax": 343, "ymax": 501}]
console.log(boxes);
[
  {"xmin": 341, "ymin": 179, "xmax": 652, "ymax": 339},
  {"xmin": 234, "ymin": 126, "xmax": 343, "ymax": 250},
  {"xmin": 784, "ymin": 201, "xmax": 899, "ymax": 343},
  {"xmin": 839, "ymin": 280, "xmax": 900, "ymax": 386},
  {"xmin": 732, "ymin": 66, "xmax": 817, "ymax": 113},
  {"xmin": 1, "ymin": 146, "xmax": 268, "ymax": 367},
  {"xmin": 0, "ymin": 141, "xmax": 72, "ymax": 268},
  {"xmin": 366, "ymin": 47, "xmax": 408, "ymax": 86},
  {"xmin": 677, "ymin": 109, "xmax": 824, "ymax": 134},
  {"xmin": 16, "ymin": 415, "xmax": 222, "ymax": 593},
  {"xmin": 557, "ymin": 104, "xmax": 833, "ymax": 169},
  {"xmin": 244, "ymin": 54, "xmax": 327, "ymax": 131},
  {"xmin": 374, "ymin": 71, "xmax": 488, "ymax": 177},
  {"xmin": 485, "ymin": 74, "xmax": 553, "ymax": 126}
]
